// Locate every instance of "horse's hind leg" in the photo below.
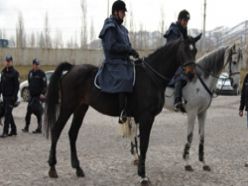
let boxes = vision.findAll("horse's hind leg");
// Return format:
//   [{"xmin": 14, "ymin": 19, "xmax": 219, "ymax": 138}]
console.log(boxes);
[
  {"xmin": 183, "ymin": 113, "xmax": 196, "ymax": 171},
  {"xmin": 198, "ymin": 111, "xmax": 211, "ymax": 171},
  {"xmin": 69, "ymin": 104, "xmax": 89, "ymax": 177},
  {"xmin": 130, "ymin": 119, "xmax": 139, "ymax": 165},
  {"xmin": 48, "ymin": 107, "xmax": 72, "ymax": 178}
]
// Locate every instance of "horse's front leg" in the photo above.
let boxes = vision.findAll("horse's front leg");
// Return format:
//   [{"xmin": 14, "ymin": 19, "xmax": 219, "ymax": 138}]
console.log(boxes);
[
  {"xmin": 138, "ymin": 114, "xmax": 154, "ymax": 185},
  {"xmin": 183, "ymin": 113, "xmax": 196, "ymax": 171},
  {"xmin": 198, "ymin": 111, "xmax": 211, "ymax": 171}
]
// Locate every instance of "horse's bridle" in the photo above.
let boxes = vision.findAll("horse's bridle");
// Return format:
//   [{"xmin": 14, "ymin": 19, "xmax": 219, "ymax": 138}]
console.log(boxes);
[{"xmin": 195, "ymin": 47, "xmax": 241, "ymax": 97}]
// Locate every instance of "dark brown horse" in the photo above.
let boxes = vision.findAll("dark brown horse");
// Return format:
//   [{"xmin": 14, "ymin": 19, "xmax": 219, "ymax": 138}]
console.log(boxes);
[{"xmin": 45, "ymin": 35, "xmax": 201, "ymax": 185}]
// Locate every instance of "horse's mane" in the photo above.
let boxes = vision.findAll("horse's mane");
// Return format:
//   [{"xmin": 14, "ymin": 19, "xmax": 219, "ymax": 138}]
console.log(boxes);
[
  {"xmin": 145, "ymin": 39, "xmax": 180, "ymax": 63},
  {"xmin": 196, "ymin": 46, "xmax": 227, "ymax": 77}
]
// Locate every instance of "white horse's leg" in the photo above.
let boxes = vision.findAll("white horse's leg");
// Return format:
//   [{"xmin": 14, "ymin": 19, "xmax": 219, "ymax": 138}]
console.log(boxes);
[
  {"xmin": 198, "ymin": 111, "xmax": 211, "ymax": 171},
  {"xmin": 183, "ymin": 112, "xmax": 196, "ymax": 171}
]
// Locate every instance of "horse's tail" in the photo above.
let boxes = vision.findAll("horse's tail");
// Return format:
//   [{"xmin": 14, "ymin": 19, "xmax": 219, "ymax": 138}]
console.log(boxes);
[{"xmin": 45, "ymin": 62, "xmax": 73, "ymax": 138}]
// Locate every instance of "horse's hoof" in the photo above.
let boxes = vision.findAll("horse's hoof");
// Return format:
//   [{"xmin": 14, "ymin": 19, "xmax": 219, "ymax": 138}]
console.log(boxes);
[
  {"xmin": 203, "ymin": 165, "xmax": 211, "ymax": 171},
  {"xmin": 245, "ymin": 162, "xmax": 248, "ymax": 167},
  {"xmin": 76, "ymin": 167, "xmax": 85, "ymax": 177},
  {"xmin": 133, "ymin": 159, "xmax": 139, "ymax": 166},
  {"xmin": 185, "ymin": 165, "xmax": 194, "ymax": 172},
  {"xmin": 140, "ymin": 177, "xmax": 150, "ymax": 186},
  {"xmin": 140, "ymin": 180, "xmax": 150, "ymax": 186},
  {"xmin": 49, "ymin": 169, "xmax": 58, "ymax": 178}
]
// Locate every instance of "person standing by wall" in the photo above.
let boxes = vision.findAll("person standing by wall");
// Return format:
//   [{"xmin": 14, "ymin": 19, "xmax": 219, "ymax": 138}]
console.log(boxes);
[
  {"xmin": 22, "ymin": 59, "xmax": 47, "ymax": 134},
  {"xmin": 0, "ymin": 55, "xmax": 19, "ymax": 137}
]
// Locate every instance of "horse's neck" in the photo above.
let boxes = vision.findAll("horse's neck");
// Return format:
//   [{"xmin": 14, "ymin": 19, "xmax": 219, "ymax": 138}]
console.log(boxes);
[
  {"xmin": 203, "ymin": 76, "xmax": 219, "ymax": 91},
  {"xmin": 147, "ymin": 47, "xmax": 178, "ymax": 81}
]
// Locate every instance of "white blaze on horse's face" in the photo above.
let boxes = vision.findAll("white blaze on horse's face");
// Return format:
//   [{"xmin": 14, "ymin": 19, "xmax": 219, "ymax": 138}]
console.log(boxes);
[
  {"xmin": 189, "ymin": 44, "xmax": 194, "ymax": 51},
  {"xmin": 232, "ymin": 54, "xmax": 237, "ymax": 62}
]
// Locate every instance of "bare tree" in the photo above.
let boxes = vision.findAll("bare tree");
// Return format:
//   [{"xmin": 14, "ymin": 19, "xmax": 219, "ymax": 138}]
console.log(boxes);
[
  {"xmin": 137, "ymin": 24, "xmax": 148, "ymax": 50},
  {"xmin": 128, "ymin": 3, "xmax": 137, "ymax": 49},
  {"xmin": 0, "ymin": 29, "xmax": 6, "ymax": 39},
  {"xmin": 44, "ymin": 12, "xmax": 52, "ymax": 48},
  {"xmin": 30, "ymin": 32, "xmax": 36, "ymax": 48},
  {"xmin": 16, "ymin": 12, "xmax": 26, "ymax": 48},
  {"xmin": 89, "ymin": 17, "xmax": 95, "ymax": 45},
  {"xmin": 54, "ymin": 29, "xmax": 63, "ymax": 48},
  {"xmin": 73, "ymin": 31, "xmax": 79, "ymax": 48},
  {"xmin": 38, "ymin": 32, "xmax": 45, "ymax": 48},
  {"xmin": 80, "ymin": 0, "xmax": 88, "ymax": 48},
  {"xmin": 157, "ymin": 7, "xmax": 166, "ymax": 47},
  {"xmin": 66, "ymin": 37, "xmax": 74, "ymax": 48}
]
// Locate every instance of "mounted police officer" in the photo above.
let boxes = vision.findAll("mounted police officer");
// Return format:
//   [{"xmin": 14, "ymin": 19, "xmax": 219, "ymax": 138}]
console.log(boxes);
[
  {"xmin": 164, "ymin": 10, "xmax": 196, "ymax": 111},
  {"xmin": 97, "ymin": 0, "xmax": 139, "ymax": 124},
  {"xmin": 22, "ymin": 59, "xmax": 47, "ymax": 134},
  {"xmin": 0, "ymin": 55, "xmax": 19, "ymax": 137}
]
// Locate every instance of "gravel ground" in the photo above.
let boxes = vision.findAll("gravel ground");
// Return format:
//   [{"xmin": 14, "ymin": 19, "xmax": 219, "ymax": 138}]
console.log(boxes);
[{"xmin": 0, "ymin": 95, "xmax": 248, "ymax": 186}]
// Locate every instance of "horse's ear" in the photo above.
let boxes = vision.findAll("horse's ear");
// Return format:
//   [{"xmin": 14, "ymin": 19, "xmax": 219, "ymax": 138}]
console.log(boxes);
[
  {"xmin": 231, "ymin": 43, "xmax": 236, "ymax": 51},
  {"xmin": 194, "ymin": 33, "xmax": 202, "ymax": 43}
]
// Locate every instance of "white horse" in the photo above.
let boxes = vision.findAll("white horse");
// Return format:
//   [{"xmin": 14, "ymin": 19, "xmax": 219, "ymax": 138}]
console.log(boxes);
[
  {"xmin": 122, "ymin": 44, "xmax": 242, "ymax": 172},
  {"xmin": 164, "ymin": 44, "xmax": 242, "ymax": 171}
]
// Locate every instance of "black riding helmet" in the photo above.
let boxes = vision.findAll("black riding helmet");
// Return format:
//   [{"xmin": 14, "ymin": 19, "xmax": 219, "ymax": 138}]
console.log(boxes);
[
  {"xmin": 112, "ymin": 0, "xmax": 127, "ymax": 14},
  {"xmin": 178, "ymin": 9, "xmax": 190, "ymax": 20},
  {"xmin": 32, "ymin": 58, "xmax": 40, "ymax": 65},
  {"xmin": 5, "ymin": 55, "xmax": 13, "ymax": 62}
]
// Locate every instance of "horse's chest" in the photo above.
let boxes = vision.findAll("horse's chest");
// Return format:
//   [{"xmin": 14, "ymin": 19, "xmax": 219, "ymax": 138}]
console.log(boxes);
[{"xmin": 149, "ymin": 93, "xmax": 164, "ymax": 115}]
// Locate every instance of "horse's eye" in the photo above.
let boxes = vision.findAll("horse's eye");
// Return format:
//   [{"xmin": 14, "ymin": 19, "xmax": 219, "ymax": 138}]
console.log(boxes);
[
  {"xmin": 233, "ymin": 61, "xmax": 237, "ymax": 65},
  {"xmin": 189, "ymin": 44, "xmax": 194, "ymax": 51}
]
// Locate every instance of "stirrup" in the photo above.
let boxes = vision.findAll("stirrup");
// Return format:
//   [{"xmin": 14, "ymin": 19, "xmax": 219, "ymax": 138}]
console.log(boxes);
[
  {"xmin": 119, "ymin": 110, "xmax": 127, "ymax": 124},
  {"xmin": 174, "ymin": 102, "xmax": 185, "ymax": 112}
]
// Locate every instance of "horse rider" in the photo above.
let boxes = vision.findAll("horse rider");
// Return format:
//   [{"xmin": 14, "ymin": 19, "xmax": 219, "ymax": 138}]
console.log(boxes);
[
  {"xmin": 22, "ymin": 59, "xmax": 47, "ymax": 134},
  {"xmin": 164, "ymin": 9, "xmax": 195, "ymax": 111},
  {"xmin": 0, "ymin": 55, "xmax": 19, "ymax": 137},
  {"xmin": 98, "ymin": 0, "xmax": 139, "ymax": 124}
]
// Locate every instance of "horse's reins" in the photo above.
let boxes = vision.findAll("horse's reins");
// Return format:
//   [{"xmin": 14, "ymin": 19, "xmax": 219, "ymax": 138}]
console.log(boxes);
[
  {"xmin": 141, "ymin": 58, "xmax": 196, "ymax": 88},
  {"xmin": 141, "ymin": 58, "xmax": 171, "ymax": 82}
]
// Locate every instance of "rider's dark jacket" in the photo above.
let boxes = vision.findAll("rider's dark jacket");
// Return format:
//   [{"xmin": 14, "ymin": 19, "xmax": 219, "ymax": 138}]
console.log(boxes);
[
  {"xmin": 164, "ymin": 22, "xmax": 188, "ymax": 42},
  {"xmin": 239, "ymin": 74, "xmax": 248, "ymax": 111},
  {"xmin": 97, "ymin": 16, "xmax": 134, "ymax": 93}
]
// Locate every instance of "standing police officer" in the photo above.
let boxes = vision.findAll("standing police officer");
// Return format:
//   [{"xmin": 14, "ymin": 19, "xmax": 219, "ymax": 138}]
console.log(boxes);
[
  {"xmin": 97, "ymin": 0, "xmax": 139, "ymax": 124},
  {"xmin": 0, "ymin": 55, "xmax": 19, "ymax": 137},
  {"xmin": 22, "ymin": 59, "xmax": 47, "ymax": 134}
]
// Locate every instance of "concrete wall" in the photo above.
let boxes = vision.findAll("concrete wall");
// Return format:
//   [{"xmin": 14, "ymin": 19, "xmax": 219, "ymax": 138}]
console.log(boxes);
[{"xmin": 0, "ymin": 48, "xmax": 152, "ymax": 66}]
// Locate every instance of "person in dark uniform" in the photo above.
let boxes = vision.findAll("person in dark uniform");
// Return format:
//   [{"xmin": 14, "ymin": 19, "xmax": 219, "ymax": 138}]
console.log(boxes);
[
  {"xmin": 164, "ymin": 9, "xmax": 195, "ymax": 111},
  {"xmin": 98, "ymin": 0, "xmax": 139, "ymax": 124},
  {"xmin": 0, "ymin": 55, "xmax": 19, "ymax": 137},
  {"xmin": 22, "ymin": 59, "xmax": 47, "ymax": 134},
  {"xmin": 239, "ymin": 73, "xmax": 248, "ymax": 127}
]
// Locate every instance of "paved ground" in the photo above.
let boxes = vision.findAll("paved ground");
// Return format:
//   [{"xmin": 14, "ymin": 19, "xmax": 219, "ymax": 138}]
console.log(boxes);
[{"xmin": 0, "ymin": 96, "xmax": 248, "ymax": 186}]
